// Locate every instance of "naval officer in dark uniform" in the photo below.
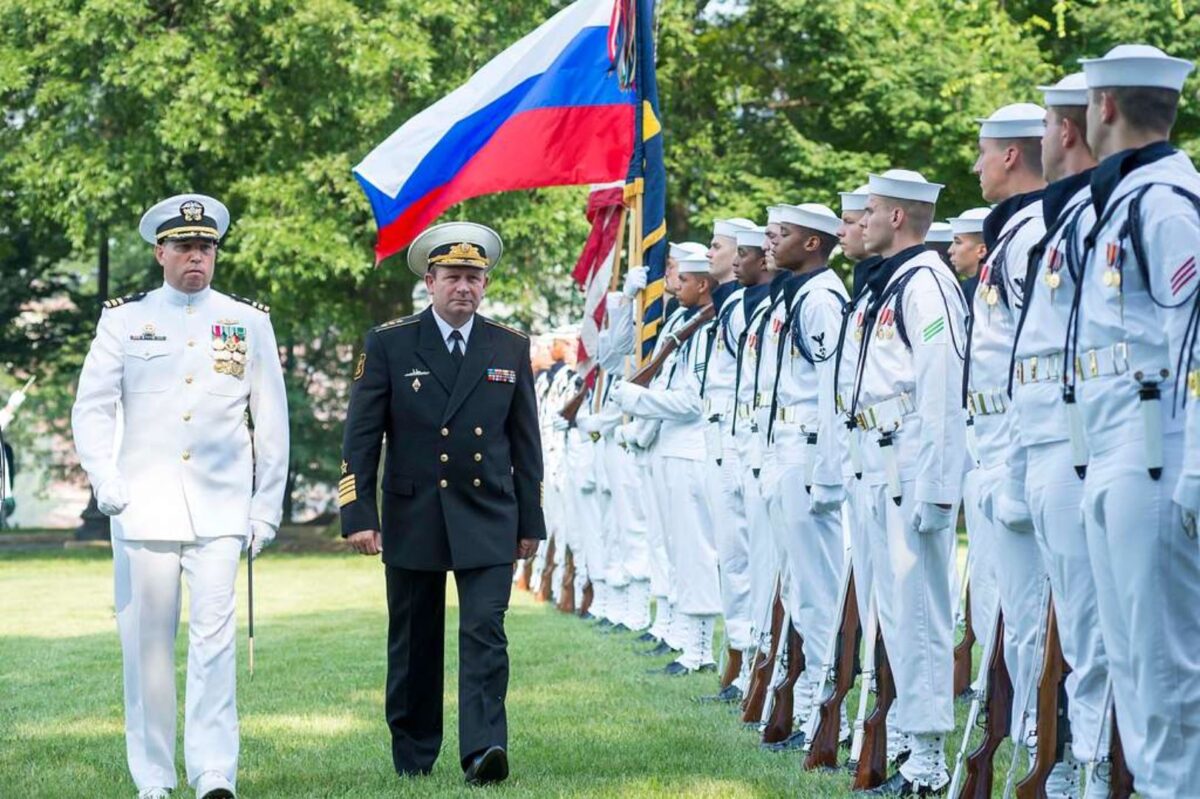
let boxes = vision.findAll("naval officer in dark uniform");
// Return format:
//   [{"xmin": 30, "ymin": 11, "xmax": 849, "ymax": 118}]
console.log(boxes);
[{"xmin": 339, "ymin": 221, "xmax": 546, "ymax": 785}]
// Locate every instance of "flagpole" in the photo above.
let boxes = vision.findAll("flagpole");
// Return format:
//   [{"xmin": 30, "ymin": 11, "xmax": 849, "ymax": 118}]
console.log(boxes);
[{"xmin": 632, "ymin": 188, "xmax": 647, "ymax": 365}]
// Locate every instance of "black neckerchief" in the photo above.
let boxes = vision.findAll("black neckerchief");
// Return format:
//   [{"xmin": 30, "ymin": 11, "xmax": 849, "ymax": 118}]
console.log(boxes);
[
  {"xmin": 786, "ymin": 265, "xmax": 831, "ymax": 293},
  {"xmin": 711, "ymin": 279, "xmax": 739, "ymax": 313},
  {"xmin": 960, "ymin": 274, "xmax": 980, "ymax": 307},
  {"xmin": 767, "ymin": 269, "xmax": 791, "ymax": 302},
  {"xmin": 1091, "ymin": 140, "xmax": 1176, "ymax": 218},
  {"xmin": 1043, "ymin": 168, "xmax": 1094, "ymax": 228},
  {"xmin": 743, "ymin": 282, "xmax": 772, "ymax": 315},
  {"xmin": 852, "ymin": 255, "xmax": 884, "ymax": 297},
  {"xmin": 663, "ymin": 296, "xmax": 680, "ymax": 320},
  {"xmin": 984, "ymin": 189, "xmax": 1045, "ymax": 251},
  {"xmin": 865, "ymin": 245, "xmax": 926, "ymax": 313}
]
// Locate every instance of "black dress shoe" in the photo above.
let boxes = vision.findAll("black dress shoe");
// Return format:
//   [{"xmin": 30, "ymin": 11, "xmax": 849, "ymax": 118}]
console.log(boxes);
[
  {"xmin": 761, "ymin": 730, "xmax": 805, "ymax": 752},
  {"xmin": 605, "ymin": 623, "xmax": 631, "ymax": 634},
  {"xmin": 660, "ymin": 661, "xmax": 690, "ymax": 676},
  {"xmin": 861, "ymin": 771, "xmax": 947, "ymax": 796},
  {"xmin": 696, "ymin": 662, "xmax": 717, "ymax": 673},
  {"xmin": 579, "ymin": 611, "xmax": 594, "ymax": 620},
  {"xmin": 640, "ymin": 641, "xmax": 676, "ymax": 657},
  {"xmin": 696, "ymin": 684, "xmax": 743, "ymax": 704},
  {"xmin": 635, "ymin": 631, "xmax": 657, "ymax": 643},
  {"xmin": 463, "ymin": 746, "xmax": 509, "ymax": 786},
  {"xmin": 397, "ymin": 768, "xmax": 432, "ymax": 779}
]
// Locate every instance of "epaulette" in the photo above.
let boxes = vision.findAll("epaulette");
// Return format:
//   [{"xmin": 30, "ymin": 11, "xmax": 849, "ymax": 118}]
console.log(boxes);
[
  {"xmin": 374, "ymin": 315, "xmax": 420, "ymax": 332},
  {"xmin": 229, "ymin": 293, "xmax": 271, "ymax": 313},
  {"xmin": 484, "ymin": 318, "xmax": 529, "ymax": 339},
  {"xmin": 103, "ymin": 292, "xmax": 147, "ymax": 309}
]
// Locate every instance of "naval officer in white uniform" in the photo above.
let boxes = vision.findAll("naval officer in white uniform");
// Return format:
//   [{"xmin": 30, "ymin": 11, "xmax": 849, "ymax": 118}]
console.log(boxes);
[{"xmin": 72, "ymin": 194, "xmax": 289, "ymax": 799}]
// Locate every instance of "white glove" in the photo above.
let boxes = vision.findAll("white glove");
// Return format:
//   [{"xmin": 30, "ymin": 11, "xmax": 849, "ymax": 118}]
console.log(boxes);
[
  {"xmin": 610, "ymin": 381, "xmax": 642, "ymax": 412},
  {"xmin": 246, "ymin": 520, "xmax": 277, "ymax": 559},
  {"xmin": 995, "ymin": 492, "xmax": 1035, "ymax": 533},
  {"xmin": 1173, "ymin": 474, "xmax": 1200, "ymax": 540},
  {"xmin": 909, "ymin": 502, "xmax": 955, "ymax": 535},
  {"xmin": 613, "ymin": 425, "xmax": 628, "ymax": 446},
  {"xmin": 95, "ymin": 478, "xmax": 129, "ymax": 516},
  {"xmin": 979, "ymin": 485, "xmax": 996, "ymax": 523},
  {"xmin": 809, "ymin": 484, "xmax": 845, "ymax": 515},
  {"xmin": 552, "ymin": 415, "xmax": 570, "ymax": 432},
  {"xmin": 623, "ymin": 266, "xmax": 649, "ymax": 298}
]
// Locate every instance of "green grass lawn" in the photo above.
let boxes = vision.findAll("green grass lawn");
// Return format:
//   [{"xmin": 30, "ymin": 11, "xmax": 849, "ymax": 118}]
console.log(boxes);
[{"xmin": 0, "ymin": 548, "xmax": 1016, "ymax": 798}]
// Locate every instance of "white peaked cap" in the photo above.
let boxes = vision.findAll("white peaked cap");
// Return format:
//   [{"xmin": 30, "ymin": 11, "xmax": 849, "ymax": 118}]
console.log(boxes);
[
  {"xmin": 713, "ymin": 217, "xmax": 756, "ymax": 239},
  {"xmin": 977, "ymin": 103, "xmax": 1046, "ymax": 139},
  {"xmin": 676, "ymin": 253, "xmax": 712, "ymax": 274},
  {"xmin": 776, "ymin": 203, "xmax": 841, "ymax": 236},
  {"xmin": 1081, "ymin": 44, "xmax": 1194, "ymax": 91},
  {"xmin": 948, "ymin": 207, "xmax": 992, "ymax": 235},
  {"xmin": 735, "ymin": 226, "xmax": 768, "ymax": 248},
  {"xmin": 925, "ymin": 222, "xmax": 954, "ymax": 243},
  {"xmin": 669, "ymin": 241, "xmax": 708, "ymax": 260},
  {"xmin": 839, "ymin": 184, "xmax": 870, "ymax": 213},
  {"xmin": 867, "ymin": 169, "xmax": 943, "ymax": 204},
  {"xmin": 1039, "ymin": 73, "xmax": 1089, "ymax": 107}
]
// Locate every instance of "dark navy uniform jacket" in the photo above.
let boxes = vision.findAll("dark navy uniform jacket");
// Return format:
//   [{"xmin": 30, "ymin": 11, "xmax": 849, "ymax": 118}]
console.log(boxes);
[{"xmin": 339, "ymin": 306, "xmax": 546, "ymax": 570}]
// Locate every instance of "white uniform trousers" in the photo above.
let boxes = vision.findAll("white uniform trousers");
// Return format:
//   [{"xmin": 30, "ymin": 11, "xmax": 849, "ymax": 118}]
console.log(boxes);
[
  {"xmin": 960, "ymin": 467, "xmax": 1000, "ymax": 681},
  {"xmin": 864, "ymin": 480, "xmax": 956, "ymax": 734},
  {"xmin": 654, "ymin": 456, "xmax": 720, "ymax": 615},
  {"xmin": 114, "ymin": 536, "xmax": 242, "ymax": 792},
  {"xmin": 609, "ymin": 444, "xmax": 651, "ymax": 585},
  {"xmin": 847, "ymin": 477, "xmax": 881, "ymax": 641},
  {"xmin": 1025, "ymin": 440, "xmax": 1110, "ymax": 762},
  {"xmin": 646, "ymin": 451, "xmax": 677, "ymax": 604},
  {"xmin": 1082, "ymin": 433, "xmax": 1200, "ymax": 798},
  {"xmin": 763, "ymin": 428, "xmax": 845, "ymax": 722},
  {"xmin": 970, "ymin": 460, "xmax": 1048, "ymax": 736},
  {"xmin": 739, "ymin": 435, "xmax": 781, "ymax": 639},
  {"xmin": 709, "ymin": 437, "xmax": 753, "ymax": 650}
]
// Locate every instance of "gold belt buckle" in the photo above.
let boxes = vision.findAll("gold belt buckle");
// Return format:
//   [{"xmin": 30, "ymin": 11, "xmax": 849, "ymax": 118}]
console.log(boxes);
[
  {"xmin": 1015, "ymin": 362, "xmax": 1024, "ymax": 385},
  {"xmin": 1088, "ymin": 350, "xmax": 1100, "ymax": 378},
  {"xmin": 967, "ymin": 394, "xmax": 977, "ymax": 415},
  {"xmin": 1189, "ymin": 368, "xmax": 1200, "ymax": 400},
  {"xmin": 855, "ymin": 411, "xmax": 868, "ymax": 430},
  {"xmin": 1113, "ymin": 342, "xmax": 1129, "ymax": 373},
  {"xmin": 1030, "ymin": 356, "xmax": 1038, "ymax": 382}
]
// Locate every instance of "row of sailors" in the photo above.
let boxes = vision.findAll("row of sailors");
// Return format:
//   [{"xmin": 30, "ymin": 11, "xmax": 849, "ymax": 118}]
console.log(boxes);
[{"xmin": 528, "ymin": 43, "xmax": 1199, "ymax": 799}]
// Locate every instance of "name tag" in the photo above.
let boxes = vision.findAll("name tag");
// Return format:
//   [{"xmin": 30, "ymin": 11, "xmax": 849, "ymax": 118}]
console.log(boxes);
[{"xmin": 487, "ymin": 368, "xmax": 516, "ymax": 384}]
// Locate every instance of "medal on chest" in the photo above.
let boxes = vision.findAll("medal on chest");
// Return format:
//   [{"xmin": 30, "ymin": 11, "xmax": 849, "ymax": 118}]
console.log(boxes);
[
  {"xmin": 854, "ymin": 310, "xmax": 865, "ymax": 342},
  {"xmin": 211, "ymin": 323, "xmax": 248, "ymax": 378},
  {"xmin": 1103, "ymin": 241, "xmax": 1123, "ymax": 289},
  {"xmin": 1043, "ymin": 246, "xmax": 1062, "ymax": 300},
  {"xmin": 874, "ymin": 307, "xmax": 896, "ymax": 341}
]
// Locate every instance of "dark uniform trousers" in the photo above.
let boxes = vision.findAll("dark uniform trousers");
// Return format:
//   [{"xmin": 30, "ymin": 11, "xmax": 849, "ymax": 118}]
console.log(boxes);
[
  {"xmin": 339, "ymin": 307, "xmax": 546, "ymax": 778},
  {"xmin": 385, "ymin": 563, "xmax": 513, "ymax": 775}
]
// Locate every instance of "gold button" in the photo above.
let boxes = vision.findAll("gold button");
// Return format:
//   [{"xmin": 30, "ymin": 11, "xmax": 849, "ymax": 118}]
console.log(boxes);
[
  {"xmin": 474, "ymin": 453, "xmax": 482, "ymax": 462},
  {"xmin": 440, "ymin": 454, "xmax": 449, "ymax": 463},
  {"xmin": 473, "ymin": 478, "xmax": 481, "ymax": 487},
  {"xmin": 474, "ymin": 427, "xmax": 483, "ymax": 436},
  {"xmin": 185, "ymin": 375, "xmax": 194, "ymax": 384},
  {"xmin": 186, "ymin": 306, "xmax": 195, "ymax": 315},
  {"xmin": 183, "ymin": 412, "xmax": 192, "ymax": 422},
  {"xmin": 187, "ymin": 339, "xmax": 195, "ymax": 348},
  {"xmin": 441, "ymin": 428, "xmax": 449, "ymax": 437},
  {"xmin": 439, "ymin": 479, "xmax": 448, "ymax": 488},
  {"xmin": 182, "ymin": 451, "xmax": 191, "ymax": 461}
]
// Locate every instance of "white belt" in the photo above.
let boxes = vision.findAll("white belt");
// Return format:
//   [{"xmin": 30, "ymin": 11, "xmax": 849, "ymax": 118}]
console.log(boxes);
[
  {"xmin": 855, "ymin": 392, "xmax": 915, "ymax": 432},
  {"xmin": 835, "ymin": 392, "xmax": 851, "ymax": 414},
  {"xmin": 1074, "ymin": 341, "xmax": 1169, "ymax": 383},
  {"xmin": 1014, "ymin": 352, "xmax": 1067, "ymax": 385},
  {"xmin": 703, "ymin": 397, "xmax": 736, "ymax": 419},
  {"xmin": 774, "ymin": 406, "xmax": 816, "ymax": 427},
  {"xmin": 735, "ymin": 402, "xmax": 757, "ymax": 421},
  {"xmin": 966, "ymin": 389, "xmax": 1008, "ymax": 417}
]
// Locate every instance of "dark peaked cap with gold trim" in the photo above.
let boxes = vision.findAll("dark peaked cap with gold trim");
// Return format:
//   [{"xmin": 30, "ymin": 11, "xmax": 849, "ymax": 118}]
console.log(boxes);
[
  {"xmin": 138, "ymin": 193, "xmax": 230, "ymax": 244},
  {"xmin": 406, "ymin": 221, "xmax": 503, "ymax": 278}
]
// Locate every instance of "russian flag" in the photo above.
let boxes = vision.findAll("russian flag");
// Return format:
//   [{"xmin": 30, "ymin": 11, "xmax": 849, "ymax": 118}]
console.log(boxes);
[{"xmin": 354, "ymin": 0, "xmax": 636, "ymax": 264}]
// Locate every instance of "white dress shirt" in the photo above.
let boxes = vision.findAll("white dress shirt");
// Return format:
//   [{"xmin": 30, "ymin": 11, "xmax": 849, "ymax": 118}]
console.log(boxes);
[{"xmin": 431, "ymin": 307, "xmax": 475, "ymax": 353}]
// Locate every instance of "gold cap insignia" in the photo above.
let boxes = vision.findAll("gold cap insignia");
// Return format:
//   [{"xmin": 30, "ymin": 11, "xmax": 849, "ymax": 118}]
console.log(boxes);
[{"xmin": 180, "ymin": 200, "xmax": 205, "ymax": 222}]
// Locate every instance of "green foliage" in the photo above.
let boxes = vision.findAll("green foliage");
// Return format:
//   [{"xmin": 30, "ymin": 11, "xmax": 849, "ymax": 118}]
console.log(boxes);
[{"xmin": 3, "ymin": 0, "xmax": 1196, "ymax": 514}]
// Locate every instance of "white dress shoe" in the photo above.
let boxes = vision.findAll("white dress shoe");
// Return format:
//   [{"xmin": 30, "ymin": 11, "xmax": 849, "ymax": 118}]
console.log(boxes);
[{"xmin": 137, "ymin": 789, "xmax": 171, "ymax": 799}]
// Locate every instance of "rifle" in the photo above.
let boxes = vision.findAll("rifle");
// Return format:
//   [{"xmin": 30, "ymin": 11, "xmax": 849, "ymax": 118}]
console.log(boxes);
[
  {"xmin": 804, "ymin": 568, "xmax": 861, "ymax": 770},
  {"xmin": 1015, "ymin": 602, "xmax": 1070, "ymax": 799},
  {"xmin": 1109, "ymin": 709, "xmax": 1135, "ymax": 799},
  {"xmin": 627, "ymin": 304, "xmax": 716, "ymax": 388},
  {"xmin": 579, "ymin": 579, "xmax": 594, "ymax": 616},
  {"xmin": 742, "ymin": 588, "xmax": 785, "ymax": 724},
  {"xmin": 847, "ymin": 595, "xmax": 878, "ymax": 775},
  {"xmin": 559, "ymin": 382, "xmax": 590, "ymax": 425},
  {"xmin": 515, "ymin": 559, "xmax": 533, "ymax": 592},
  {"xmin": 761, "ymin": 622, "xmax": 804, "ymax": 745},
  {"xmin": 1003, "ymin": 579, "xmax": 1052, "ymax": 799},
  {"xmin": 954, "ymin": 584, "xmax": 976, "ymax": 699},
  {"xmin": 958, "ymin": 611, "xmax": 1013, "ymax": 799},
  {"xmin": 535, "ymin": 537, "xmax": 556, "ymax": 602},
  {"xmin": 853, "ymin": 628, "xmax": 895, "ymax": 790},
  {"xmin": 719, "ymin": 647, "xmax": 743, "ymax": 692},
  {"xmin": 556, "ymin": 549, "xmax": 576, "ymax": 613}
]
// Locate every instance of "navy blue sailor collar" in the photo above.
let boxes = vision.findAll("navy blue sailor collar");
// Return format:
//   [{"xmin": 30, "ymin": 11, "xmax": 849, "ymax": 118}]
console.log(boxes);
[
  {"xmin": 1042, "ymin": 168, "xmax": 1094, "ymax": 227},
  {"xmin": 1090, "ymin": 140, "xmax": 1176, "ymax": 218},
  {"xmin": 983, "ymin": 189, "xmax": 1045, "ymax": 251}
]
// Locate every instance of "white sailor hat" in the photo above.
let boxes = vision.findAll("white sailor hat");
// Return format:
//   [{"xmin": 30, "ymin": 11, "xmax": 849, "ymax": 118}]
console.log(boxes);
[
  {"xmin": 948, "ymin": 207, "xmax": 991, "ymax": 236},
  {"xmin": 676, "ymin": 253, "xmax": 712, "ymax": 274},
  {"xmin": 735, "ymin": 226, "xmax": 768, "ymax": 248},
  {"xmin": 1081, "ymin": 44, "xmax": 1194, "ymax": 91},
  {"xmin": 766, "ymin": 205, "xmax": 788, "ymax": 225},
  {"xmin": 713, "ymin": 217, "xmax": 756, "ymax": 239},
  {"xmin": 406, "ymin": 221, "xmax": 503, "ymax": 278},
  {"xmin": 867, "ymin": 169, "xmax": 943, "ymax": 204},
  {"xmin": 139, "ymin": 194, "xmax": 229, "ymax": 244},
  {"xmin": 925, "ymin": 222, "xmax": 954, "ymax": 243},
  {"xmin": 977, "ymin": 103, "xmax": 1046, "ymax": 139},
  {"xmin": 839, "ymin": 184, "xmax": 870, "ymax": 214},
  {"xmin": 669, "ymin": 241, "xmax": 708, "ymax": 260},
  {"xmin": 1039, "ymin": 73, "xmax": 1089, "ymax": 107},
  {"xmin": 776, "ymin": 203, "xmax": 841, "ymax": 236}
]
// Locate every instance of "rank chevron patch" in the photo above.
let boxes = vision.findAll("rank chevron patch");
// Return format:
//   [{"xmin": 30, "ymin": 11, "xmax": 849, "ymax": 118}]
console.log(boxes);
[{"xmin": 922, "ymin": 316, "xmax": 946, "ymax": 343}]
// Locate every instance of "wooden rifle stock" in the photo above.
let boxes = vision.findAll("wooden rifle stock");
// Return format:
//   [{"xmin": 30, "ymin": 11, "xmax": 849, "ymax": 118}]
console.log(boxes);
[
  {"xmin": 954, "ymin": 586, "xmax": 976, "ymax": 698},
  {"xmin": 556, "ymin": 549, "xmax": 576, "ymax": 613},
  {"xmin": 628, "ymin": 304, "xmax": 716, "ymax": 388},
  {"xmin": 559, "ymin": 383, "xmax": 589, "ymax": 425},
  {"xmin": 805, "ymin": 573, "xmax": 861, "ymax": 770},
  {"xmin": 1110, "ymin": 710, "xmax": 1135, "ymax": 798},
  {"xmin": 579, "ymin": 580, "xmax": 594, "ymax": 616},
  {"xmin": 535, "ymin": 538, "xmax": 555, "ymax": 602},
  {"xmin": 961, "ymin": 613, "xmax": 1012, "ymax": 799},
  {"xmin": 762, "ymin": 625, "xmax": 805, "ymax": 744},
  {"xmin": 854, "ymin": 630, "xmax": 895, "ymax": 790},
  {"xmin": 1016, "ymin": 603, "xmax": 1069, "ymax": 799},
  {"xmin": 720, "ymin": 647, "xmax": 743, "ymax": 691},
  {"xmin": 742, "ymin": 592, "xmax": 786, "ymax": 724}
]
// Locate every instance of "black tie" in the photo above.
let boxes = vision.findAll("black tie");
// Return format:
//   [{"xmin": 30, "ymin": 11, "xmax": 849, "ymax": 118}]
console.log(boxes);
[{"xmin": 449, "ymin": 330, "xmax": 465, "ymax": 370}]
